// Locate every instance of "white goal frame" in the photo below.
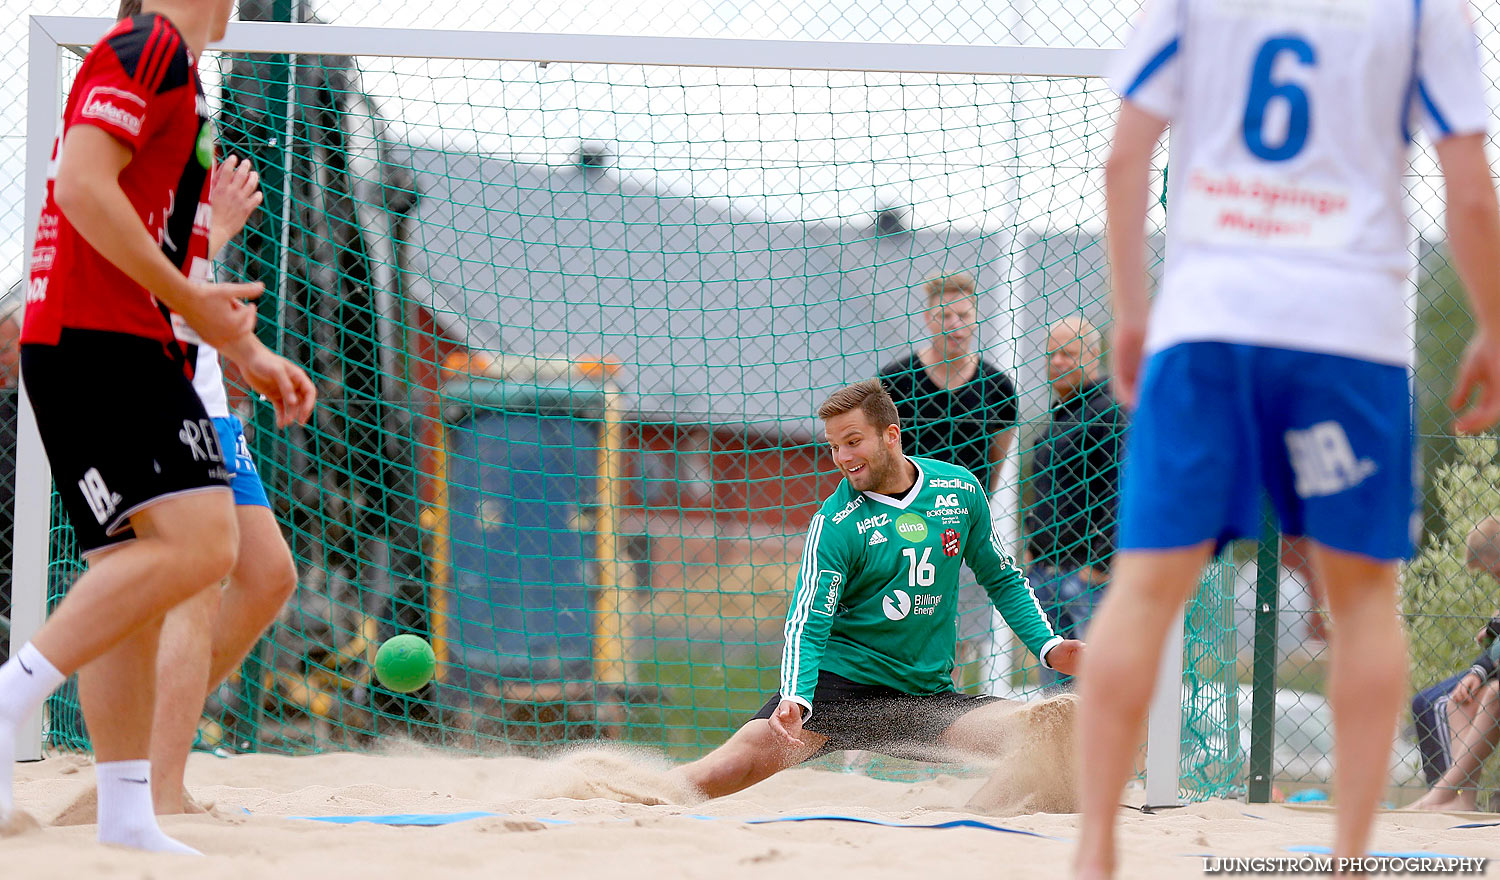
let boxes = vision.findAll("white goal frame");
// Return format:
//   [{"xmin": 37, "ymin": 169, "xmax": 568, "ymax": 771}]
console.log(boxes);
[{"xmin": 18, "ymin": 16, "xmax": 1187, "ymax": 807}]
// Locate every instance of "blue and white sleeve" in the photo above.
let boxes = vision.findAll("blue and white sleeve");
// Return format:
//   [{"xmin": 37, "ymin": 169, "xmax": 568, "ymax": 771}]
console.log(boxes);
[
  {"xmin": 1107, "ymin": 0, "xmax": 1183, "ymax": 121},
  {"xmin": 1412, "ymin": 0, "xmax": 1489, "ymax": 141}
]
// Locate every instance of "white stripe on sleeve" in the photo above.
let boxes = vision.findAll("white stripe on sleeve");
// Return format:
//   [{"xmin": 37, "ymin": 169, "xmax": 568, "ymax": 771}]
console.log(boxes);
[{"xmin": 780, "ymin": 515, "xmax": 825, "ymax": 696}]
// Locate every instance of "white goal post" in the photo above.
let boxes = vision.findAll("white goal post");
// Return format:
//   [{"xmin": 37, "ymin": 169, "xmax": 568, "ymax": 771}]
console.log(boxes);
[{"xmin": 17, "ymin": 17, "xmax": 1188, "ymax": 806}]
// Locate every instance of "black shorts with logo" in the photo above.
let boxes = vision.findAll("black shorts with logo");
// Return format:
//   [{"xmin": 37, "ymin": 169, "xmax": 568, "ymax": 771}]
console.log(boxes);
[
  {"xmin": 21, "ymin": 328, "xmax": 232, "ymax": 556},
  {"xmin": 752, "ymin": 670, "xmax": 999, "ymax": 761}
]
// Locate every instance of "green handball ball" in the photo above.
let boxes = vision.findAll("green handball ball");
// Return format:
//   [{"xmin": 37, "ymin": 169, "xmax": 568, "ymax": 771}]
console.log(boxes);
[{"xmin": 374, "ymin": 634, "xmax": 436, "ymax": 694}]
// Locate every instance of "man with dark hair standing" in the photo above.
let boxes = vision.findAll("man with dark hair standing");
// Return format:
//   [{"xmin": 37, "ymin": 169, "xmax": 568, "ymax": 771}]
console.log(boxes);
[{"xmin": 669, "ymin": 379, "xmax": 1081, "ymax": 802}]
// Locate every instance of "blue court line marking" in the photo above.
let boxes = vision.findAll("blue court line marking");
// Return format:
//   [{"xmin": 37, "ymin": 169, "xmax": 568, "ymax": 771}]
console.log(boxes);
[
  {"xmin": 1287, "ymin": 845, "xmax": 1467, "ymax": 859},
  {"xmin": 1450, "ymin": 821, "xmax": 1500, "ymax": 830},
  {"xmin": 689, "ymin": 813, "xmax": 1066, "ymax": 840},
  {"xmin": 279, "ymin": 811, "xmax": 1060, "ymax": 836}
]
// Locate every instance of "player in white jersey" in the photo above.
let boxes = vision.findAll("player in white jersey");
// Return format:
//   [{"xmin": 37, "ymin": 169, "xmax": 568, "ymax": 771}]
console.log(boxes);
[
  {"xmin": 1076, "ymin": 0, "xmax": 1500, "ymax": 876},
  {"xmin": 149, "ymin": 152, "xmax": 302, "ymax": 814}
]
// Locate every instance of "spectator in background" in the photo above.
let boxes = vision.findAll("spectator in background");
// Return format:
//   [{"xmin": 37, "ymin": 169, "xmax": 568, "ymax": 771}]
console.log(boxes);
[
  {"xmin": 1024, "ymin": 317, "xmax": 1126, "ymax": 685},
  {"xmin": 879, "ymin": 272, "xmax": 1018, "ymax": 493},
  {"xmin": 1410, "ymin": 516, "xmax": 1500, "ymax": 812},
  {"xmin": 0, "ymin": 284, "xmax": 19, "ymax": 664},
  {"xmin": 878, "ymin": 272, "xmax": 1020, "ymax": 675}
]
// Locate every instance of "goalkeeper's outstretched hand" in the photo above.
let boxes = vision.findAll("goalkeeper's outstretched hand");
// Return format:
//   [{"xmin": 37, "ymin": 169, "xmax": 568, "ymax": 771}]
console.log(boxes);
[
  {"xmin": 1045, "ymin": 639, "xmax": 1085, "ymax": 677},
  {"xmin": 767, "ymin": 698, "xmax": 807, "ymax": 746}
]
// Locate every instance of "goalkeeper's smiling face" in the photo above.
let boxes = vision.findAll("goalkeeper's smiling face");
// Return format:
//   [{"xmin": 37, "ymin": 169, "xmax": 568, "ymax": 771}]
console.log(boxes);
[{"xmin": 824, "ymin": 409, "xmax": 902, "ymax": 493}]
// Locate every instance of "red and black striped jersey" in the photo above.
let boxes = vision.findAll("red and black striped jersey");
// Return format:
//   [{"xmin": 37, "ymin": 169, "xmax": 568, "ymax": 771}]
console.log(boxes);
[{"xmin": 23, "ymin": 13, "xmax": 216, "ymax": 348}]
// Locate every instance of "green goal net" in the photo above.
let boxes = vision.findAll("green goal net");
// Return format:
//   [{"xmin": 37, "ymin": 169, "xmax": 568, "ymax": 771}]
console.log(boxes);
[{"xmin": 22, "ymin": 18, "xmax": 1239, "ymax": 799}]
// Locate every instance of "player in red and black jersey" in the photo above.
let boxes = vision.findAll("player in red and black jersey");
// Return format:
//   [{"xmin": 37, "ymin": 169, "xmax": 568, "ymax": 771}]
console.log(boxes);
[{"xmin": 0, "ymin": 1, "xmax": 315, "ymax": 853}]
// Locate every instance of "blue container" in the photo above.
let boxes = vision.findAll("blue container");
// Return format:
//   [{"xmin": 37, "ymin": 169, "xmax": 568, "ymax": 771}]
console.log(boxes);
[{"xmin": 440, "ymin": 377, "xmax": 605, "ymax": 691}]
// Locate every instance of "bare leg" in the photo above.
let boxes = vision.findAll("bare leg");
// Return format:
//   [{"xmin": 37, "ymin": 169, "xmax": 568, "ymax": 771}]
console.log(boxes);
[
  {"xmin": 81, "ymin": 615, "xmax": 204, "ymax": 858},
  {"xmin": 1411, "ymin": 678, "xmax": 1500, "ymax": 812},
  {"xmin": 29, "ymin": 491, "xmax": 238, "ymax": 674},
  {"xmin": 672, "ymin": 719, "xmax": 827, "ymax": 800},
  {"xmin": 204, "ymin": 507, "xmax": 296, "ymax": 688},
  {"xmin": 148, "ymin": 587, "xmax": 218, "ymax": 814},
  {"xmin": 1310, "ymin": 544, "xmax": 1404, "ymax": 863},
  {"xmin": 150, "ymin": 506, "xmax": 295, "ymax": 813},
  {"xmin": 937, "ymin": 697, "xmax": 1029, "ymax": 755},
  {"xmin": 1074, "ymin": 544, "xmax": 1213, "ymax": 880},
  {"xmin": 71, "ymin": 491, "xmax": 238, "ymax": 760},
  {"xmin": 939, "ymin": 693, "xmax": 1083, "ymax": 762},
  {"xmin": 76, "ymin": 615, "xmax": 166, "ymax": 763},
  {"xmin": 1441, "ymin": 679, "xmax": 1500, "ymax": 810},
  {"xmin": 35, "ymin": 491, "xmax": 237, "ymax": 853},
  {"xmin": 1410, "ymin": 686, "xmax": 1481, "ymax": 811}
]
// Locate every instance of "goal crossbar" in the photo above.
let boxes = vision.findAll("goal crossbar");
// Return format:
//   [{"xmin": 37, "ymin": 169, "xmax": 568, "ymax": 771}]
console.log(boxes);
[{"xmin": 32, "ymin": 15, "xmax": 1114, "ymax": 77}]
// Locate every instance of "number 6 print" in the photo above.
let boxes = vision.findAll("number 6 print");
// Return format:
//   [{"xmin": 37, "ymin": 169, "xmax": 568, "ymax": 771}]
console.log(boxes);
[{"xmin": 1242, "ymin": 35, "xmax": 1316, "ymax": 162}]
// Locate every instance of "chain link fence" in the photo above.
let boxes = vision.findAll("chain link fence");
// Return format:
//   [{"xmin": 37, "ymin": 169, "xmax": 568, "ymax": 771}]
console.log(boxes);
[{"xmin": 5, "ymin": 0, "xmax": 1500, "ymax": 808}]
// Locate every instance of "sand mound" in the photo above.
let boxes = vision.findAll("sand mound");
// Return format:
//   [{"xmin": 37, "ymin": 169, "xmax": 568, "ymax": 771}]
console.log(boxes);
[
  {"xmin": 49, "ymin": 783, "xmax": 214, "ymax": 826},
  {"xmin": 0, "ymin": 807, "xmax": 41, "ymax": 837},
  {"xmin": 518, "ymin": 746, "xmax": 703, "ymax": 806},
  {"xmin": 965, "ymin": 693, "xmax": 1080, "ymax": 816}
]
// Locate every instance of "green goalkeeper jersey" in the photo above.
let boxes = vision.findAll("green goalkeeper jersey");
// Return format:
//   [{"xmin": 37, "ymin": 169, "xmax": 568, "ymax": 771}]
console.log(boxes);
[{"xmin": 780, "ymin": 456, "xmax": 1060, "ymax": 714}]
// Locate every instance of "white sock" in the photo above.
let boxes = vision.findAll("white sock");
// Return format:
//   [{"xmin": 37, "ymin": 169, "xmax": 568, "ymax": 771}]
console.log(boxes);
[
  {"xmin": 0, "ymin": 644, "xmax": 66, "ymax": 814},
  {"xmin": 96, "ymin": 761, "xmax": 201, "ymax": 855}
]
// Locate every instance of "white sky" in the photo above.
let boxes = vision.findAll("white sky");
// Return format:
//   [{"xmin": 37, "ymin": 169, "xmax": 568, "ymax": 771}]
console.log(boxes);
[{"xmin": 2, "ymin": 0, "xmax": 1497, "ymax": 297}]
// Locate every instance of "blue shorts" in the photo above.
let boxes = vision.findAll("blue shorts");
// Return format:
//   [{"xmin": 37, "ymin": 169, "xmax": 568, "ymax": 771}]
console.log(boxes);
[
  {"xmin": 212, "ymin": 416, "xmax": 271, "ymax": 509},
  {"xmin": 1117, "ymin": 342, "xmax": 1416, "ymax": 561}
]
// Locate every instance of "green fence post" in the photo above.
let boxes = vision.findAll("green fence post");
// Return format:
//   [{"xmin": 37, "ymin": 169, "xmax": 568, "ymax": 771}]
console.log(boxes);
[{"xmin": 1248, "ymin": 509, "xmax": 1280, "ymax": 803}]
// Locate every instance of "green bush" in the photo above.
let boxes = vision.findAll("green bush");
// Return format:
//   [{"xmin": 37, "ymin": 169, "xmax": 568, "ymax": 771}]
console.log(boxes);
[{"xmin": 1402, "ymin": 435, "xmax": 1500, "ymax": 800}]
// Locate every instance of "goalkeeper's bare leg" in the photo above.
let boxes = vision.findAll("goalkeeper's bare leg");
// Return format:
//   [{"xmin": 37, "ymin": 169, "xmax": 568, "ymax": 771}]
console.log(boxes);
[
  {"xmin": 674, "ymin": 712, "xmax": 827, "ymax": 800},
  {"xmin": 676, "ymin": 691, "xmax": 1080, "ymax": 803}
]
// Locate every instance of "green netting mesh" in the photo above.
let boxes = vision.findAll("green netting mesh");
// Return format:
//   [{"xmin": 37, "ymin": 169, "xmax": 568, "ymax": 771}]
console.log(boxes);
[
  {"xmin": 26, "ymin": 34, "xmax": 1229, "ymax": 799},
  {"xmin": 0, "ymin": 0, "xmax": 1493, "ymax": 815},
  {"xmin": 1182, "ymin": 562, "xmax": 1242, "ymax": 798}
]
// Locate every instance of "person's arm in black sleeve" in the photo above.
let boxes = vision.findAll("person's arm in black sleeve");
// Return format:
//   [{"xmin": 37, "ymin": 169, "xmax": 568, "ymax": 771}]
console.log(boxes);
[
  {"xmin": 1470, "ymin": 614, "xmax": 1500, "ymax": 682},
  {"xmin": 1087, "ymin": 387, "xmax": 1128, "ymax": 571},
  {"xmin": 1025, "ymin": 426, "xmax": 1056, "ymax": 566},
  {"xmin": 985, "ymin": 370, "xmax": 1020, "ymax": 494}
]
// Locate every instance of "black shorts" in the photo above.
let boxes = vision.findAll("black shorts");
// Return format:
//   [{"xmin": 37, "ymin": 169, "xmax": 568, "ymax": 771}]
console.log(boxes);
[
  {"xmin": 752, "ymin": 670, "xmax": 999, "ymax": 761},
  {"xmin": 21, "ymin": 329, "xmax": 232, "ymax": 556}
]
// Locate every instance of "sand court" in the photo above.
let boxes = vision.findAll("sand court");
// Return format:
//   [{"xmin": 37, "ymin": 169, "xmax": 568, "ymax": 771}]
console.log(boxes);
[{"xmin": 5, "ymin": 749, "xmax": 1493, "ymax": 879}]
